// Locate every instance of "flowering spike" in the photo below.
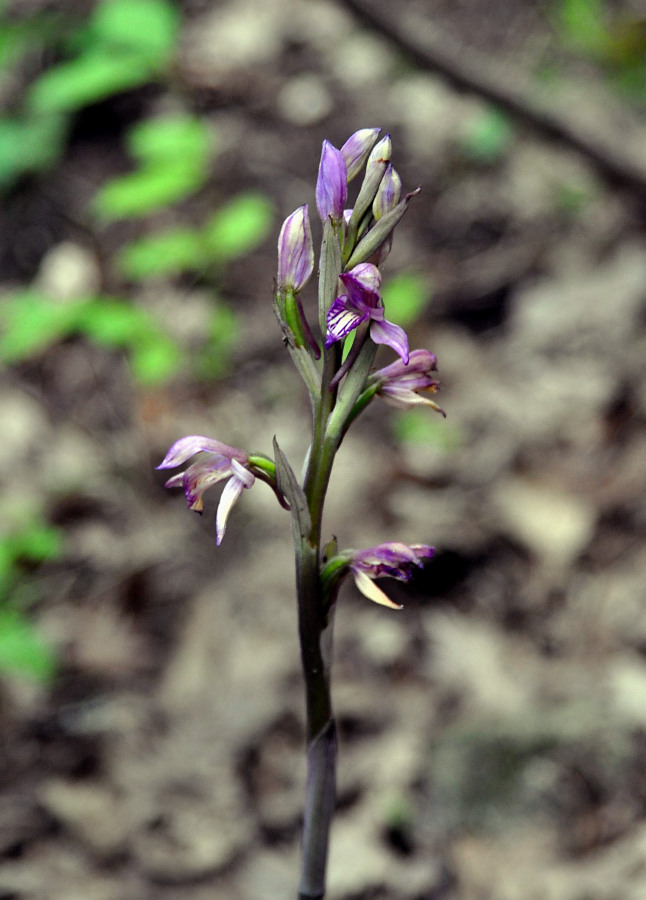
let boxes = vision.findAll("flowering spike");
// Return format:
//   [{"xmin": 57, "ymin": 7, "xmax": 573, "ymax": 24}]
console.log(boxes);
[
  {"xmin": 316, "ymin": 141, "xmax": 347, "ymax": 223},
  {"xmin": 341, "ymin": 127, "xmax": 381, "ymax": 181},
  {"xmin": 157, "ymin": 128, "xmax": 444, "ymax": 900},
  {"xmin": 277, "ymin": 205, "xmax": 314, "ymax": 292}
]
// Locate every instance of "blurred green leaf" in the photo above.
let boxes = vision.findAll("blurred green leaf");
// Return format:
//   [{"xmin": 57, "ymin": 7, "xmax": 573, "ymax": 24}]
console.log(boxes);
[
  {"xmin": 27, "ymin": 0, "xmax": 179, "ymax": 115},
  {"xmin": 82, "ymin": 0, "xmax": 180, "ymax": 61},
  {"xmin": 0, "ymin": 291, "xmax": 182, "ymax": 385},
  {"xmin": 381, "ymin": 272, "xmax": 431, "ymax": 327},
  {"xmin": 130, "ymin": 333, "xmax": 182, "ymax": 385},
  {"xmin": 76, "ymin": 298, "xmax": 150, "ymax": 345},
  {"xmin": 93, "ymin": 162, "xmax": 206, "ymax": 219},
  {"xmin": 93, "ymin": 115, "xmax": 213, "ymax": 220},
  {"xmin": 459, "ymin": 107, "xmax": 514, "ymax": 163},
  {"xmin": 559, "ymin": 0, "xmax": 607, "ymax": 53},
  {"xmin": 8, "ymin": 526, "xmax": 63, "ymax": 564},
  {"xmin": 0, "ymin": 114, "xmax": 68, "ymax": 187},
  {"xmin": 118, "ymin": 227, "xmax": 207, "ymax": 280},
  {"xmin": 0, "ymin": 291, "xmax": 84, "ymax": 360},
  {"xmin": 203, "ymin": 192, "xmax": 274, "ymax": 261},
  {"xmin": 118, "ymin": 190, "xmax": 273, "ymax": 277},
  {"xmin": 128, "ymin": 115, "xmax": 212, "ymax": 165},
  {"xmin": 28, "ymin": 51, "xmax": 155, "ymax": 114},
  {"xmin": 0, "ymin": 607, "xmax": 57, "ymax": 682},
  {"xmin": 76, "ymin": 298, "xmax": 182, "ymax": 384}
]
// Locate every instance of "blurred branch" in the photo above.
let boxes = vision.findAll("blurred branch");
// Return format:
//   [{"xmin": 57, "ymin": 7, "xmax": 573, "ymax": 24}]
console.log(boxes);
[{"xmin": 339, "ymin": 0, "xmax": 646, "ymax": 203}]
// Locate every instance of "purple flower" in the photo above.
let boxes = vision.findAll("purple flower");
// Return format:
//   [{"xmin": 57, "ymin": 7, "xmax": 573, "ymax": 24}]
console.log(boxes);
[
  {"xmin": 316, "ymin": 140, "xmax": 347, "ymax": 223},
  {"xmin": 157, "ymin": 436, "xmax": 255, "ymax": 545},
  {"xmin": 341, "ymin": 127, "xmax": 381, "ymax": 181},
  {"xmin": 374, "ymin": 349, "xmax": 445, "ymax": 414},
  {"xmin": 325, "ymin": 263, "xmax": 410, "ymax": 363},
  {"xmin": 351, "ymin": 542, "xmax": 435, "ymax": 608},
  {"xmin": 277, "ymin": 205, "xmax": 314, "ymax": 292}
]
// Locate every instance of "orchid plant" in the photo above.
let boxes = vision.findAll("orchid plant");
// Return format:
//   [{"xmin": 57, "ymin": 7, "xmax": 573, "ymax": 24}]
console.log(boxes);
[{"xmin": 157, "ymin": 128, "xmax": 444, "ymax": 900}]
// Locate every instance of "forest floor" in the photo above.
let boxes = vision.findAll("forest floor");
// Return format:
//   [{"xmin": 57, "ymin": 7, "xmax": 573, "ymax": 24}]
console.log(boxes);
[{"xmin": 2, "ymin": 0, "xmax": 646, "ymax": 898}]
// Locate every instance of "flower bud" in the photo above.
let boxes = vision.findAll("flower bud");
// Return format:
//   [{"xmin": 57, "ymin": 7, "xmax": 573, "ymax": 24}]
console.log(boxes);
[
  {"xmin": 347, "ymin": 134, "xmax": 392, "ymax": 236},
  {"xmin": 366, "ymin": 133, "xmax": 392, "ymax": 171},
  {"xmin": 372, "ymin": 164, "xmax": 402, "ymax": 220},
  {"xmin": 316, "ymin": 140, "xmax": 348, "ymax": 223},
  {"xmin": 277, "ymin": 205, "xmax": 314, "ymax": 292},
  {"xmin": 341, "ymin": 127, "xmax": 381, "ymax": 181}
]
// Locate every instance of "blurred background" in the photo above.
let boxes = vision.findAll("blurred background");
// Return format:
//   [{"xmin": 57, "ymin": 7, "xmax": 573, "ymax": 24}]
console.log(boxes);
[{"xmin": 2, "ymin": 0, "xmax": 646, "ymax": 897}]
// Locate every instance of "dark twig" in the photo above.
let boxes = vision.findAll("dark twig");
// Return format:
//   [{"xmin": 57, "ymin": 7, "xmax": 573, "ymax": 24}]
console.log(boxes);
[{"xmin": 338, "ymin": 0, "xmax": 646, "ymax": 202}]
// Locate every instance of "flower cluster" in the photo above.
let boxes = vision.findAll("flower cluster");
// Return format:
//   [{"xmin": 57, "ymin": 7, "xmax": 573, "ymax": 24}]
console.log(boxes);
[
  {"xmin": 275, "ymin": 128, "xmax": 420, "ymax": 367},
  {"xmin": 159, "ymin": 127, "xmax": 443, "ymax": 608}
]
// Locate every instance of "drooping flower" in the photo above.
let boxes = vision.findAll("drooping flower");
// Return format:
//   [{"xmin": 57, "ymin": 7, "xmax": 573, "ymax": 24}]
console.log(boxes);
[
  {"xmin": 325, "ymin": 263, "xmax": 409, "ymax": 363},
  {"xmin": 341, "ymin": 128, "xmax": 381, "ymax": 181},
  {"xmin": 373, "ymin": 349, "xmax": 445, "ymax": 415},
  {"xmin": 316, "ymin": 140, "xmax": 347, "ymax": 223},
  {"xmin": 277, "ymin": 205, "xmax": 314, "ymax": 293},
  {"xmin": 350, "ymin": 542, "xmax": 435, "ymax": 608},
  {"xmin": 157, "ymin": 436, "xmax": 255, "ymax": 545}
]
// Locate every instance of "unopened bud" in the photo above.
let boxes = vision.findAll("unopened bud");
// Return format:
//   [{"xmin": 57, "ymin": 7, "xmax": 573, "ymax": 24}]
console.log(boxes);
[
  {"xmin": 316, "ymin": 141, "xmax": 347, "ymax": 223},
  {"xmin": 366, "ymin": 134, "xmax": 392, "ymax": 171},
  {"xmin": 372, "ymin": 164, "xmax": 402, "ymax": 220},
  {"xmin": 347, "ymin": 134, "xmax": 392, "ymax": 235},
  {"xmin": 341, "ymin": 128, "xmax": 381, "ymax": 181},
  {"xmin": 277, "ymin": 205, "xmax": 314, "ymax": 292}
]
